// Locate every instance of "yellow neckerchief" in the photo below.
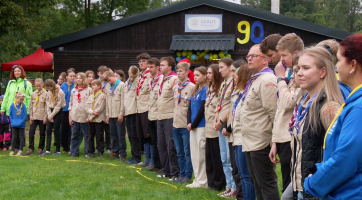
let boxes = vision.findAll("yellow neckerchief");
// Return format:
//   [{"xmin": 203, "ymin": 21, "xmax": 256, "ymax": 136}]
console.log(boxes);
[
  {"xmin": 35, "ymin": 88, "xmax": 46, "ymax": 107},
  {"xmin": 67, "ymin": 82, "xmax": 71, "ymax": 92},
  {"xmin": 14, "ymin": 101, "xmax": 22, "ymax": 115},
  {"xmin": 51, "ymin": 91, "xmax": 55, "ymax": 102},
  {"xmin": 92, "ymin": 90, "xmax": 102, "ymax": 109},
  {"xmin": 323, "ymin": 84, "xmax": 362, "ymax": 149}
]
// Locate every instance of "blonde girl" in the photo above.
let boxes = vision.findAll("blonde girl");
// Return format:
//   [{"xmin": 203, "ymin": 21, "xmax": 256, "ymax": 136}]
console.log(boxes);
[{"xmin": 9, "ymin": 92, "xmax": 27, "ymax": 156}]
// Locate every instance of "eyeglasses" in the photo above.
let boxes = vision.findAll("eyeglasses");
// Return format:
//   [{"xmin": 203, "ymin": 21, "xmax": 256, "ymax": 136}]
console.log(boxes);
[{"xmin": 246, "ymin": 54, "xmax": 264, "ymax": 60}]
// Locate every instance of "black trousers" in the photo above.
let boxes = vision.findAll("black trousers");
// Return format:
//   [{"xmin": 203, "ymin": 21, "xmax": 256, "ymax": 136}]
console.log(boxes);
[
  {"xmin": 29, "ymin": 120, "xmax": 46, "ymax": 150},
  {"xmin": 245, "ymin": 146, "xmax": 280, "ymax": 200},
  {"xmin": 149, "ymin": 120, "xmax": 161, "ymax": 169},
  {"xmin": 61, "ymin": 111, "xmax": 71, "ymax": 152},
  {"xmin": 277, "ymin": 142, "xmax": 292, "ymax": 192},
  {"xmin": 88, "ymin": 122, "xmax": 105, "ymax": 154},
  {"xmin": 0, "ymin": 124, "xmax": 11, "ymax": 149},
  {"xmin": 126, "ymin": 114, "xmax": 141, "ymax": 160},
  {"xmin": 11, "ymin": 128, "xmax": 25, "ymax": 152},
  {"xmin": 157, "ymin": 118, "xmax": 180, "ymax": 177},
  {"xmin": 46, "ymin": 110, "xmax": 63, "ymax": 152},
  {"xmin": 205, "ymin": 137, "xmax": 226, "ymax": 191},
  {"xmin": 104, "ymin": 123, "xmax": 111, "ymax": 150},
  {"xmin": 229, "ymin": 142, "xmax": 243, "ymax": 199},
  {"xmin": 136, "ymin": 112, "xmax": 150, "ymax": 139}
]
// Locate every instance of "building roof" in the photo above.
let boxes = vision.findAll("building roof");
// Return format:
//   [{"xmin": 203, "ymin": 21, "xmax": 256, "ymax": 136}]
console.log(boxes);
[
  {"xmin": 169, "ymin": 35, "xmax": 235, "ymax": 51},
  {"xmin": 39, "ymin": 0, "xmax": 352, "ymax": 49}
]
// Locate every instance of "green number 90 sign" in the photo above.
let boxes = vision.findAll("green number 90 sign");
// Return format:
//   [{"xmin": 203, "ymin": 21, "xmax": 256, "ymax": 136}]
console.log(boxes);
[{"xmin": 237, "ymin": 20, "xmax": 264, "ymax": 44}]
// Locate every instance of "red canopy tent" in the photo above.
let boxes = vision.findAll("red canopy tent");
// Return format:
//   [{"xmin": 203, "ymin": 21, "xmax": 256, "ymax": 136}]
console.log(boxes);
[{"xmin": 1, "ymin": 48, "xmax": 53, "ymax": 72}]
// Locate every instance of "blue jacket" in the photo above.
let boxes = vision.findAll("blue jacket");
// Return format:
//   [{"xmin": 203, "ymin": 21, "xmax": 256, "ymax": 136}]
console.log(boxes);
[
  {"xmin": 9, "ymin": 103, "xmax": 27, "ymax": 128},
  {"xmin": 0, "ymin": 106, "xmax": 10, "ymax": 124},
  {"xmin": 60, "ymin": 82, "xmax": 75, "ymax": 111},
  {"xmin": 304, "ymin": 85, "xmax": 362, "ymax": 200},
  {"xmin": 339, "ymin": 81, "xmax": 352, "ymax": 101}
]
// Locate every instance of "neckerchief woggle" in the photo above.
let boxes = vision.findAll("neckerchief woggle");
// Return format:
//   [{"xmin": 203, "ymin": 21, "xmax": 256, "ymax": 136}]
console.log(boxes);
[
  {"xmin": 242, "ymin": 67, "xmax": 274, "ymax": 102},
  {"xmin": 92, "ymin": 90, "xmax": 102, "ymax": 109}
]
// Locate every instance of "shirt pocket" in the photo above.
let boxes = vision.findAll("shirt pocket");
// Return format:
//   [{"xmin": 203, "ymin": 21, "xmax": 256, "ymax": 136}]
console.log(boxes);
[{"xmin": 246, "ymin": 88, "xmax": 260, "ymax": 110}]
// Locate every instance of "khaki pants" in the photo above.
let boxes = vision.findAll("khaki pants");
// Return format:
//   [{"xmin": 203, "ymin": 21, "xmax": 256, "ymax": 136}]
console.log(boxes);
[{"xmin": 190, "ymin": 127, "xmax": 207, "ymax": 186}]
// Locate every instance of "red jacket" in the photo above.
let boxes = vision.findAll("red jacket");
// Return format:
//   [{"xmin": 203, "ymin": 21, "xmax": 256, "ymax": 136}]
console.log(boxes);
[{"xmin": 188, "ymin": 69, "xmax": 195, "ymax": 84}]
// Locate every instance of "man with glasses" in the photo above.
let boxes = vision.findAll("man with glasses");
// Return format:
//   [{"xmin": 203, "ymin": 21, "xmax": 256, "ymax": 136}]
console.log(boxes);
[{"xmin": 239, "ymin": 44, "xmax": 280, "ymax": 200}]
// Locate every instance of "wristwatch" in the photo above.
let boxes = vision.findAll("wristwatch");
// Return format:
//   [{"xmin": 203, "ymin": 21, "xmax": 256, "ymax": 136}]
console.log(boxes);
[
  {"xmin": 277, "ymin": 78, "xmax": 285, "ymax": 84},
  {"xmin": 220, "ymin": 119, "xmax": 224, "ymax": 124}
]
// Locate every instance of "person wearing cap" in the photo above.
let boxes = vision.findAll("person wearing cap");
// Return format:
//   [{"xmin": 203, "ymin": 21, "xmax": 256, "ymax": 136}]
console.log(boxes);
[
  {"xmin": 179, "ymin": 58, "xmax": 195, "ymax": 84},
  {"xmin": 0, "ymin": 95, "xmax": 11, "ymax": 151}
]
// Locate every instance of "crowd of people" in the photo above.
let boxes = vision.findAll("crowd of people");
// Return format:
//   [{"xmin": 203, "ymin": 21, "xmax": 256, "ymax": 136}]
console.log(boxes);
[{"xmin": 0, "ymin": 32, "xmax": 362, "ymax": 200}]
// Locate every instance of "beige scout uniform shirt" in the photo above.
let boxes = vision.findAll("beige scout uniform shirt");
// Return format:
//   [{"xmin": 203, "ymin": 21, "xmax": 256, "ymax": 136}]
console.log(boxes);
[
  {"xmin": 86, "ymin": 92, "xmax": 106, "ymax": 123},
  {"xmin": 240, "ymin": 71, "xmax": 278, "ymax": 152},
  {"xmin": 173, "ymin": 82, "xmax": 195, "ymax": 128},
  {"xmin": 148, "ymin": 74, "xmax": 163, "ymax": 121},
  {"xmin": 217, "ymin": 77, "xmax": 233, "ymax": 122},
  {"xmin": 69, "ymin": 87, "xmax": 92, "ymax": 123},
  {"xmin": 157, "ymin": 75, "xmax": 178, "ymax": 120},
  {"xmin": 205, "ymin": 86, "xmax": 219, "ymax": 138},
  {"xmin": 120, "ymin": 79, "xmax": 138, "ymax": 116},
  {"xmin": 291, "ymin": 96, "xmax": 340, "ymax": 191},
  {"xmin": 101, "ymin": 81, "xmax": 110, "ymax": 95},
  {"xmin": 227, "ymin": 89, "xmax": 244, "ymax": 143},
  {"xmin": 106, "ymin": 81, "xmax": 124, "ymax": 119},
  {"xmin": 30, "ymin": 90, "xmax": 47, "ymax": 121},
  {"xmin": 46, "ymin": 89, "xmax": 66, "ymax": 120},
  {"xmin": 232, "ymin": 100, "xmax": 243, "ymax": 146},
  {"xmin": 136, "ymin": 72, "xmax": 151, "ymax": 114},
  {"xmin": 272, "ymin": 80, "xmax": 302, "ymax": 143}
]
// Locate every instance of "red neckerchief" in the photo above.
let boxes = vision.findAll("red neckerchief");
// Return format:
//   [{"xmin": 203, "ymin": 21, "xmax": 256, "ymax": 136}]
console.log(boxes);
[
  {"xmin": 76, "ymin": 86, "xmax": 85, "ymax": 103},
  {"xmin": 159, "ymin": 71, "xmax": 177, "ymax": 95},
  {"xmin": 177, "ymin": 79, "xmax": 190, "ymax": 105},
  {"xmin": 150, "ymin": 72, "xmax": 162, "ymax": 91},
  {"xmin": 136, "ymin": 68, "xmax": 150, "ymax": 96}
]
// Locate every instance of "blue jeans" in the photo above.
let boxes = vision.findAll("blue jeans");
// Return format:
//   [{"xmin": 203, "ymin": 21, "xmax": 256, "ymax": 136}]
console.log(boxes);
[
  {"xmin": 109, "ymin": 118, "xmax": 127, "ymax": 158},
  {"xmin": 235, "ymin": 145, "xmax": 256, "ymax": 200},
  {"xmin": 71, "ymin": 122, "xmax": 89, "ymax": 156},
  {"xmin": 173, "ymin": 127, "xmax": 193, "ymax": 179},
  {"xmin": 218, "ymin": 129, "xmax": 236, "ymax": 190}
]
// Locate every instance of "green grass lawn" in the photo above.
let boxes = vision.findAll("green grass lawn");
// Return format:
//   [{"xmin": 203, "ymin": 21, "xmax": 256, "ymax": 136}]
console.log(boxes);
[{"xmin": 0, "ymin": 135, "xmax": 283, "ymax": 199}]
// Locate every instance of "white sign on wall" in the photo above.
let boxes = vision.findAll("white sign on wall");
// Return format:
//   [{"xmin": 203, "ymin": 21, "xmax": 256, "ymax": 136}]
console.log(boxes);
[{"xmin": 185, "ymin": 14, "xmax": 222, "ymax": 32}]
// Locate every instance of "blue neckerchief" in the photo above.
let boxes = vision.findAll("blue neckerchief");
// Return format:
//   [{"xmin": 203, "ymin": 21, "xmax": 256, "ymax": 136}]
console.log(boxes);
[
  {"xmin": 294, "ymin": 92, "xmax": 318, "ymax": 134},
  {"xmin": 232, "ymin": 91, "xmax": 243, "ymax": 116},
  {"xmin": 110, "ymin": 79, "xmax": 120, "ymax": 95}
]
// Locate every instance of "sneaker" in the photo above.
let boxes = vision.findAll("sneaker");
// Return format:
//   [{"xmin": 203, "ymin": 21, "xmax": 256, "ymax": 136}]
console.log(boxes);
[
  {"xmin": 169, "ymin": 176, "xmax": 182, "ymax": 182},
  {"xmin": 138, "ymin": 162, "xmax": 149, "ymax": 167},
  {"xmin": 218, "ymin": 187, "xmax": 231, "ymax": 196},
  {"xmin": 127, "ymin": 158, "xmax": 142, "ymax": 165},
  {"xmin": 98, "ymin": 153, "xmax": 103, "ymax": 158},
  {"xmin": 157, "ymin": 169, "xmax": 165, "ymax": 175},
  {"xmin": 38, "ymin": 148, "xmax": 43, "ymax": 155},
  {"xmin": 94, "ymin": 149, "xmax": 98, "ymax": 154},
  {"xmin": 120, "ymin": 157, "xmax": 126, "ymax": 162},
  {"xmin": 105, "ymin": 149, "xmax": 111, "ymax": 154},
  {"xmin": 25, "ymin": 149, "xmax": 34, "ymax": 155},
  {"xmin": 53, "ymin": 152, "xmax": 61, "ymax": 156},
  {"xmin": 109, "ymin": 152, "xmax": 119, "ymax": 160},
  {"xmin": 40, "ymin": 151, "xmax": 51, "ymax": 156},
  {"xmin": 16, "ymin": 151, "xmax": 23, "ymax": 156},
  {"xmin": 85, "ymin": 153, "xmax": 95, "ymax": 158},
  {"xmin": 68, "ymin": 151, "xmax": 71, "ymax": 155},
  {"xmin": 221, "ymin": 189, "xmax": 237, "ymax": 198},
  {"xmin": 157, "ymin": 173, "xmax": 170, "ymax": 178},
  {"xmin": 179, "ymin": 177, "xmax": 191, "ymax": 184},
  {"xmin": 3, "ymin": 148, "xmax": 8, "ymax": 151},
  {"xmin": 186, "ymin": 182, "xmax": 202, "ymax": 188},
  {"xmin": 9, "ymin": 151, "xmax": 15, "ymax": 156},
  {"xmin": 145, "ymin": 163, "xmax": 155, "ymax": 171},
  {"xmin": 125, "ymin": 157, "xmax": 135, "ymax": 164}
]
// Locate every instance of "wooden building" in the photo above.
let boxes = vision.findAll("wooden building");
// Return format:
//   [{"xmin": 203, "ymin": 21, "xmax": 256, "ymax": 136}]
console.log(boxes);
[{"xmin": 40, "ymin": 0, "xmax": 352, "ymax": 78}]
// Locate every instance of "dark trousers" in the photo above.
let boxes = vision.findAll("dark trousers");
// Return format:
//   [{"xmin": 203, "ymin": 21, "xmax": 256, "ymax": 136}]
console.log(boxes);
[
  {"xmin": 136, "ymin": 112, "xmax": 150, "ymax": 139},
  {"xmin": 205, "ymin": 137, "xmax": 226, "ymax": 190},
  {"xmin": 245, "ymin": 146, "xmax": 280, "ymax": 200},
  {"xmin": 104, "ymin": 123, "xmax": 111, "ymax": 150},
  {"xmin": 229, "ymin": 142, "xmax": 243, "ymax": 199},
  {"xmin": 109, "ymin": 118, "xmax": 127, "ymax": 157},
  {"xmin": 29, "ymin": 120, "xmax": 46, "ymax": 150},
  {"xmin": 61, "ymin": 111, "xmax": 71, "ymax": 152},
  {"xmin": 157, "ymin": 119, "xmax": 180, "ymax": 177},
  {"xmin": 46, "ymin": 110, "xmax": 63, "ymax": 152},
  {"xmin": 11, "ymin": 128, "xmax": 25, "ymax": 152},
  {"xmin": 88, "ymin": 122, "xmax": 105, "ymax": 154},
  {"xmin": 126, "ymin": 114, "xmax": 141, "ymax": 160},
  {"xmin": 149, "ymin": 120, "xmax": 161, "ymax": 169},
  {"xmin": 0, "ymin": 124, "xmax": 11, "ymax": 149},
  {"xmin": 277, "ymin": 142, "xmax": 292, "ymax": 192}
]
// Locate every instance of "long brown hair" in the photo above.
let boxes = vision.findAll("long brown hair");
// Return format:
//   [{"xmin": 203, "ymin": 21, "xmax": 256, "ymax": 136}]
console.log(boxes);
[
  {"xmin": 10, "ymin": 65, "xmax": 26, "ymax": 80},
  {"xmin": 44, "ymin": 79, "xmax": 60, "ymax": 103},
  {"xmin": 191, "ymin": 66, "xmax": 208, "ymax": 97},
  {"xmin": 234, "ymin": 60, "xmax": 251, "ymax": 91},
  {"xmin": 208, "ymin": 64, "xmax": 223, "ymax": 95}
]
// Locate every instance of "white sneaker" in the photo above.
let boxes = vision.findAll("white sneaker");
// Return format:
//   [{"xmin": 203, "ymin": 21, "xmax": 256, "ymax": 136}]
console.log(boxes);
[
  {"xmin": 186, "ymin": 182, "xmax": 202, "ymax": 188},
  {"xmin": 105, "ymin": 149, "xmax": 111, "ymax": 154},
  {"xmin": 94, "ymin": 149, "xmax": 98, "ymax": 154}
]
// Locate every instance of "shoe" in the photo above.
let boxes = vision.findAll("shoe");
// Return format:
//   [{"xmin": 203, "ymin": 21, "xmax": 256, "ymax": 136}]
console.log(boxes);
[
  {"xmin": 38, "ymin": 148, "xmax": 43, "ymax": 155},
  {"xmin": 109, "ymin": 152, "xmax": 119, "ymax": 160},
  {"xmin": 85, "ymin": 153, "xmax": 95, "ymax": 158},
  {"xmin": 156, "ymin": 173, "xmax": 170, "ymax": 178},
  {"xmin": 94, "ymin": 149, "xmax": 98, "ymax": 154},
  {"xmin": 145, "ymin": 163, "xmax": 155, "ymax": 170},
  {"xmin": 218, "ymin": 187, "xmax": 231, "ymax": 196},
  {"xmin": 9, "ymin": 151, "xmax": 15, "ymax": 156},
  {"xmin": 68, "ymin": 151, "xmax": 71, "ymax": 155},
  {"xmin": 16, "ymin": 151, "xmax": 23, "ymax": 156},
  {"xmin": 62, "ymin": 151, "xmax": 69, "ymax": 154},
  {"xmin": 138, "ymin": 162, "xmax": 149, "ymax": 167},
  {"xmin": 125, "ymin": 157, "xmax": 135, "ymax": 164},
  {"xmin": 169, "ymin": 176, "xmax": 182, "ymax": 182},
  {"xmin": 179, "ymin": 177, "xmax": 191, "ymax": 184},
  {"xmin": 53, "ymin": 152, "xmax": 61, "ymax": 156},
  {"xmin": 127, "ymin": 158, "xmax": 142, "ymax": 165},
  {"xmin": 105, "ymin": 149, "xmax": 111, "ymax": 154},
  {"xmin": 221, "ymin": 189, "xmax": 237, "ymax": 198},
  {"xmin": 25, "ymin": 149, "xmax": 34, "ymax": 155},
  {"xmin": 120, "ymin": 157, "xmax": 126, "ymax": 162},
  {"xmin": 186, "ymin": 182, "xmax": 201, "ymax": 188},
  {"xmin": 40, "ymin": 151, "xmax": 51, "ymax": 156},
  {"xmin": 98, "ymin": 153, "xmax": 103, "ymax": 158},
  {"xmin": 157, "ymin": 169, "xmax": 165, "ymax": 175},
  {"xmin": 3, "ymin": 148, "xmax": 8, "ymax": 151}
]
